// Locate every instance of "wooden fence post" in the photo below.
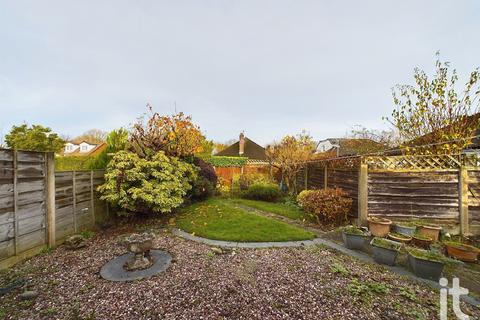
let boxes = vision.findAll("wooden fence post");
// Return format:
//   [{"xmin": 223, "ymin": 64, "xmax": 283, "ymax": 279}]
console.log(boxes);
[
  {"xmin": 72, "ymin": 171, "xmax": 77, "ymax": 233},
  {"xmin": 459, "ymin": 166, "xmax": 470, "ymax": 235},
  {"xmin": 358, "ymin": 163, "xmax": 368, "ymax": 226},
  {"xmin": 304, "ymin": 164, "xmax": 308, "ymax": 190},
  {"xmin": 90, "ymin": 171, "xmax": 95, "ymax": 226},
  {"xmin": 13, "ymin": 151, "xmax": 18, "ymax": 255},
  {"xmin": 324, "ymin": 165, "xmax": 328, "ymax": 189},
  {"xmin": 45, "ymin": 153, "xmax": 56, "ymax": 248}
]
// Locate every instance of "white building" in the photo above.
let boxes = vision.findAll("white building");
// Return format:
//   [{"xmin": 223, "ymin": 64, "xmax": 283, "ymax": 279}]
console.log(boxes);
[{"xmin": 63, "ymin": 141, "xmax": 105, "ymax": 156}]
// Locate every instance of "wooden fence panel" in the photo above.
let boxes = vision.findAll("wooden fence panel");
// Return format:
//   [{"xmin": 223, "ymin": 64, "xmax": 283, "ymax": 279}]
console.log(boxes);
[
  {"xmin": 0, "ymin": 150, "xmax": 14, "ymax": 261},
  {"xmin": 54, "ymin": 170, "xmax": 103, "ymax": 241},
  {"xmin": 55, "ymin": 171, "xmax": 74, "ymax": 240},
  {"xmin": 307, "ymin": 162, "xmax": 325, "ymax": 190},
  {"xmin": 0, "ymin": 149, "xmax": 108, "ymax": 269},
  {"xmin": 368, "ymin": 171, "xmax": 460, "ymax": 228},
  {"xmin": 328, "ymin": 168, "xmax": 359, "ymax": 218},
  {"xmin": 0, "ymin": 151, "xmax": 48, "ymax": 258},
  {"xmin": 468, "ymin": 170, "xmax": 480, "ymax": 234}
]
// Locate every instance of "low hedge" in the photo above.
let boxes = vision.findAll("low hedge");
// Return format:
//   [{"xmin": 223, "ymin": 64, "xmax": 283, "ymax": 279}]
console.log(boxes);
[
  {"xmin": 241, "ymin": 182, "xmax": 283, "ymax": 202},
  {"xmin": 297, "ymin": 188, "xmax": 352, "ymax": 226},
  {"xmin": 207, "ymin": 156, "xmax": 248, "ymax": 167}
]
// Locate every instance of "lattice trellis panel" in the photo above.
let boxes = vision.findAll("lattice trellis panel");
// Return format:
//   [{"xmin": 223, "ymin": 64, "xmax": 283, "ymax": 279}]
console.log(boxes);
[{"xmin": 364, "ymin": 154, "xmax": 480, "ymax": 171}]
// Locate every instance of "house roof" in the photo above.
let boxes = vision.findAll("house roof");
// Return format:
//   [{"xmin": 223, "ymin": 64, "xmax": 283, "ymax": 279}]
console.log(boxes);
[
  {"xmin": 214, "ymin": 137, "xmax": 267, "ymax": 160},
  {"xmin": 68, "ymin": 140, "xmax": 99, "ymax": 146},
  {"xmin": 316, "ymin": 138, "xmax": 385, "ymax": 156},
  {"xmin": 388, "ymin": 113, "xmax": 480, "ymax": 154},
  {"xmin": 60, "ymin": 142, "xmax": 107, "ymax": 157}
]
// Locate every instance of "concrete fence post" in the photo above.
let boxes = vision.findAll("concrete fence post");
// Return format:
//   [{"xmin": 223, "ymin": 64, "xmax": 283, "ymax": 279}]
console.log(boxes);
[
  {"xmin": 358, "ymin": 163, "xmax": 368, "ymax": 226},
  {"xmin": 45, "ymin": 152, "xmax": 56, "ymax": 248},
  {"xmin": 459, "ymin": 166, "xmax": 470, "ymax": 235}
]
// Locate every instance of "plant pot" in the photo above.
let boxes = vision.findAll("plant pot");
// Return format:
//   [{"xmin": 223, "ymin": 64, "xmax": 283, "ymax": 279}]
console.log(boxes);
[
  {"xmin": 418, "ymin": 225, "xmax": 442, "ymax": 241},
  {"xmin": 407, "ymin": 249, "xmax": 444, "ymax": 281},
  {"xmin": 394, "ymin": 224, "xmax": 416, "ymax": 236},
  {"xmin": 370, "ymin": 238, "xmax": 401, "ymax": 266},
  {"xmin": 368, "ymin": 218, "xmax": 392, "ymax": 237},
  {"xmin": 388, "ymin": 232, "xmax": 412, "ymax": 244},
  {"xmin": 444, "ymin": 242, "xmax": 480, "ymax": 262},
  {"xmin": 412, "ymin": 235, "xmax": 433, "ymax": 249},
  {"xmin": 342, "ymin": 232, "xmax": 369, "ymax": 250}
]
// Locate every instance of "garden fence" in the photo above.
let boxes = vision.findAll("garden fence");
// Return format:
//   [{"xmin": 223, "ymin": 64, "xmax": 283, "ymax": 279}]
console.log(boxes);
[
  {"xmin": 296, "ymin": 153, "xmax": 480, "ymax": 236},
  {"xmin": 0, "ymin": 149, "xmax": 108, "ymax": 269}
]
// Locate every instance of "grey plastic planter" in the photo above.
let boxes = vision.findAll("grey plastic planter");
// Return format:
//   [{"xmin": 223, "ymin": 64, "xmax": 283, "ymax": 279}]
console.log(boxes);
[
  {"xmin": 342, "ymin": 232, "xmax": 369, "ymax": 250},
  {"xmin": 370, "ymin": 238, "xmax": 401, "ymax": 266},
  {"xmin": 407, "ymin": 252, "xmax": 444, "ymax": 281},
  {"xmin": 394, "ymin": 224, "xmax": 416, "ymax": 236}
]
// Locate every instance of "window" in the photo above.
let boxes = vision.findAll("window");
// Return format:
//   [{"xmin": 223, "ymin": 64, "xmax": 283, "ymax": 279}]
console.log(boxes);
[{"xmin": 81, "ymin": 145, "xmax": 88, "ymax": 151}]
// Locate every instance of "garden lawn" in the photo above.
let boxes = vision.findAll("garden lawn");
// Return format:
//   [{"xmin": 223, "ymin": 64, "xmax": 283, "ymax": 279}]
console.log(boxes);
[
  {"xmin": 229, "ymin": 198, "xmax": 305, "ymax": 220},
  {"xmin": 176, "ymin": 198, "xmax": 315, "ymax": 242}
]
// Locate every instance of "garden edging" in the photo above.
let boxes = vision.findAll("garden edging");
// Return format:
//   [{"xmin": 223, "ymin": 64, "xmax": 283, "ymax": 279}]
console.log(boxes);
[{"xmin": 171, "ymin": 228, "xmax": 318, "ymax": 248}]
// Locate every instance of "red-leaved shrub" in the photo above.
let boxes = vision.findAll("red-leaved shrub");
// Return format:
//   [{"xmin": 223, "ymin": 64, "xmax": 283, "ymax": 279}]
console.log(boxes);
[{"xmin": 297, "ymin": 188, "xmax": 352, "ymax": 226}]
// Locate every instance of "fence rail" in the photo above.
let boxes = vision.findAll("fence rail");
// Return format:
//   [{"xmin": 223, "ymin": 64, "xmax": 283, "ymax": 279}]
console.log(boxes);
[
  {"xmin": 297, "ymin": 153, "xmax": 480, "ymax": 235},
  {"xmin": 0, "ymin": 149, "xmax": 108, "ymax": 269}
]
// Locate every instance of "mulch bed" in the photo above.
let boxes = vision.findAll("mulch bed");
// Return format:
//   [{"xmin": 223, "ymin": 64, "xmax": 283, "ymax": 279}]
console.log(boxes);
[{"xmin": 1, "ymin": 220, "xmax": 479, "ymax": 320}]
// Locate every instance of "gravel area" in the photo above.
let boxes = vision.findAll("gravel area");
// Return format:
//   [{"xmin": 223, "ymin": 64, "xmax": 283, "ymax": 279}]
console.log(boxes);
[{"xmin": 1, "ymin": 221, "xmax": 479, "ymax": 320}]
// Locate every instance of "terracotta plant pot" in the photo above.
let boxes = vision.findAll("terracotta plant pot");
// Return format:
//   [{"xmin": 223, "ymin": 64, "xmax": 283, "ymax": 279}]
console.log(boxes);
[
  {"xmin": 444, "ymin": 242, "xmax": 480, "ymax": 262},
  {"xmin": 388, "ymin": 232, "xmax": 412, "ymax": 244},
  {"xmin": 412, "ymin": 235, "xmax": 433, "ymax": 249},
  {"xmin": 368, "ymin": 218, "xmax": 392, "ymax": 237},
  {"xmin": 418, "ymin": 225, "xmax": 442, "ymax": 241}
]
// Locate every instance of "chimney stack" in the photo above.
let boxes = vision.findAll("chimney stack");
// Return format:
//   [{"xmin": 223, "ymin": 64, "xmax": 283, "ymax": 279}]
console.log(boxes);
[{"xmin": 239, "ymin": 132, "xmax": 245, "ymax": 156}]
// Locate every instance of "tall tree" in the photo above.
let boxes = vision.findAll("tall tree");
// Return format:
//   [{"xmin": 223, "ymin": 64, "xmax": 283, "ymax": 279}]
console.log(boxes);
[
  {"xmin": 5, "ymin": 124, "xmax": 65, "ymax": 152},
  {"xmin": 347, "ymin": 125, "xmax": 400, "ymax": 151},
  {"xmin": 74, "ymin": 129, "xmax": 107, "ymax": 144},
  {"xmin": 106, "ymin": 128, "xmax": 129, "ymax": 153},
  {"xmin": 387, "ymin": 53, "xmax": 480, "ymax": 154},
  {"xmin": 129, "ymin": 106, "xmax": 205, "ymax": 158},
  {"xmin": 266, "ymin": 131, "xmax": 316, "ymax": 194}
]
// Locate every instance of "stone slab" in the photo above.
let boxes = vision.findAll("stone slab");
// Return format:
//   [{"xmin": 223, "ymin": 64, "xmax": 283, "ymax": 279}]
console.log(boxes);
[{"xmin": 100, "ymin": 250, "xmax": 172, "ymax": 282}]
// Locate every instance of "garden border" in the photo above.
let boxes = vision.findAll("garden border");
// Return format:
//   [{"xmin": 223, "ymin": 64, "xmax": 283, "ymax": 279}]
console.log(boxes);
[{"xmin": 172, "ymin": 228, "xmax": 480, "ymax": 307}]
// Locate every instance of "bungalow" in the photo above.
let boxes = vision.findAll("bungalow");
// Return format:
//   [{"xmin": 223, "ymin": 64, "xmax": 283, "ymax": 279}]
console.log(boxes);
[
  {"xmin": 315, "ymin": 138, "xmax": 385, "ymax": 157},
  {"xmin": 214, "ymin": 133, "xmax": 267, "ymax": 160},
  {"xmin": 61, "ymin": 140, "xmax": 107, "ymax": 157}
]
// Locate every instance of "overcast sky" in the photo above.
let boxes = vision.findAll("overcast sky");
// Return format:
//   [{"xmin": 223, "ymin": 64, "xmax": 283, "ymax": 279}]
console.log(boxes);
[{"xmin": 0, "ymin": 1, "xmax": 479, "ymax": 145}]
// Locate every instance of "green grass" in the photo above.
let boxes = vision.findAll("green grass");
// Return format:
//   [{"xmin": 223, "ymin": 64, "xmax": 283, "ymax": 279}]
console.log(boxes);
[
  {"xmin": 176, "ymin": 198, "xmax": 315, "ymax": 242},
  {"xmin": 228, "ymin": 198, "xmax": 306, "ymax": 220}
]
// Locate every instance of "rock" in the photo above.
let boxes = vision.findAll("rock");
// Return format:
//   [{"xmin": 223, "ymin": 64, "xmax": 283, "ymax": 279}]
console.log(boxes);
[
  {"xmin": 64, "ymin": 235, "xmax": 87, "ymax": 250},
  {"xmin": 211, "ymin": 247, "xmax": 223, "ymax": 255},
  {"xmin": 18, "ymin": 291, "xmax": 38, "ymax": 301}
]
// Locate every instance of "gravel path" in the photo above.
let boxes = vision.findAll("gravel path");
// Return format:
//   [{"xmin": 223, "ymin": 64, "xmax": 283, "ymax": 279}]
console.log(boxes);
[{"xmin": 1, "ymin": 221, "xmax": 479, "ymax": 320}]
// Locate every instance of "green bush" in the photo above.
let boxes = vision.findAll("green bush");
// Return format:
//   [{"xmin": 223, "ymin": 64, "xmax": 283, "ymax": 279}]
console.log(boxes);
[
  {"xmin": 186, "ymin": 157, "xmax": 218, "ymax": 201},
  {"xmin": 98, "ymin": 151, "xmax": 197, "ymax": 214},
  {"xmin": 55, "ymin": 156, "xmax": 92, "ymax": 171},
  {"xmin": 232, "ymin": 173, "xmax": 273, "ymax": 194},
  {"xmin": 241, "ymin": 182, "xmax": 283, "ymax": 202},
  {"xmin": 297, "ymin": 188, "xmax": 352, "ymax": 226}
]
